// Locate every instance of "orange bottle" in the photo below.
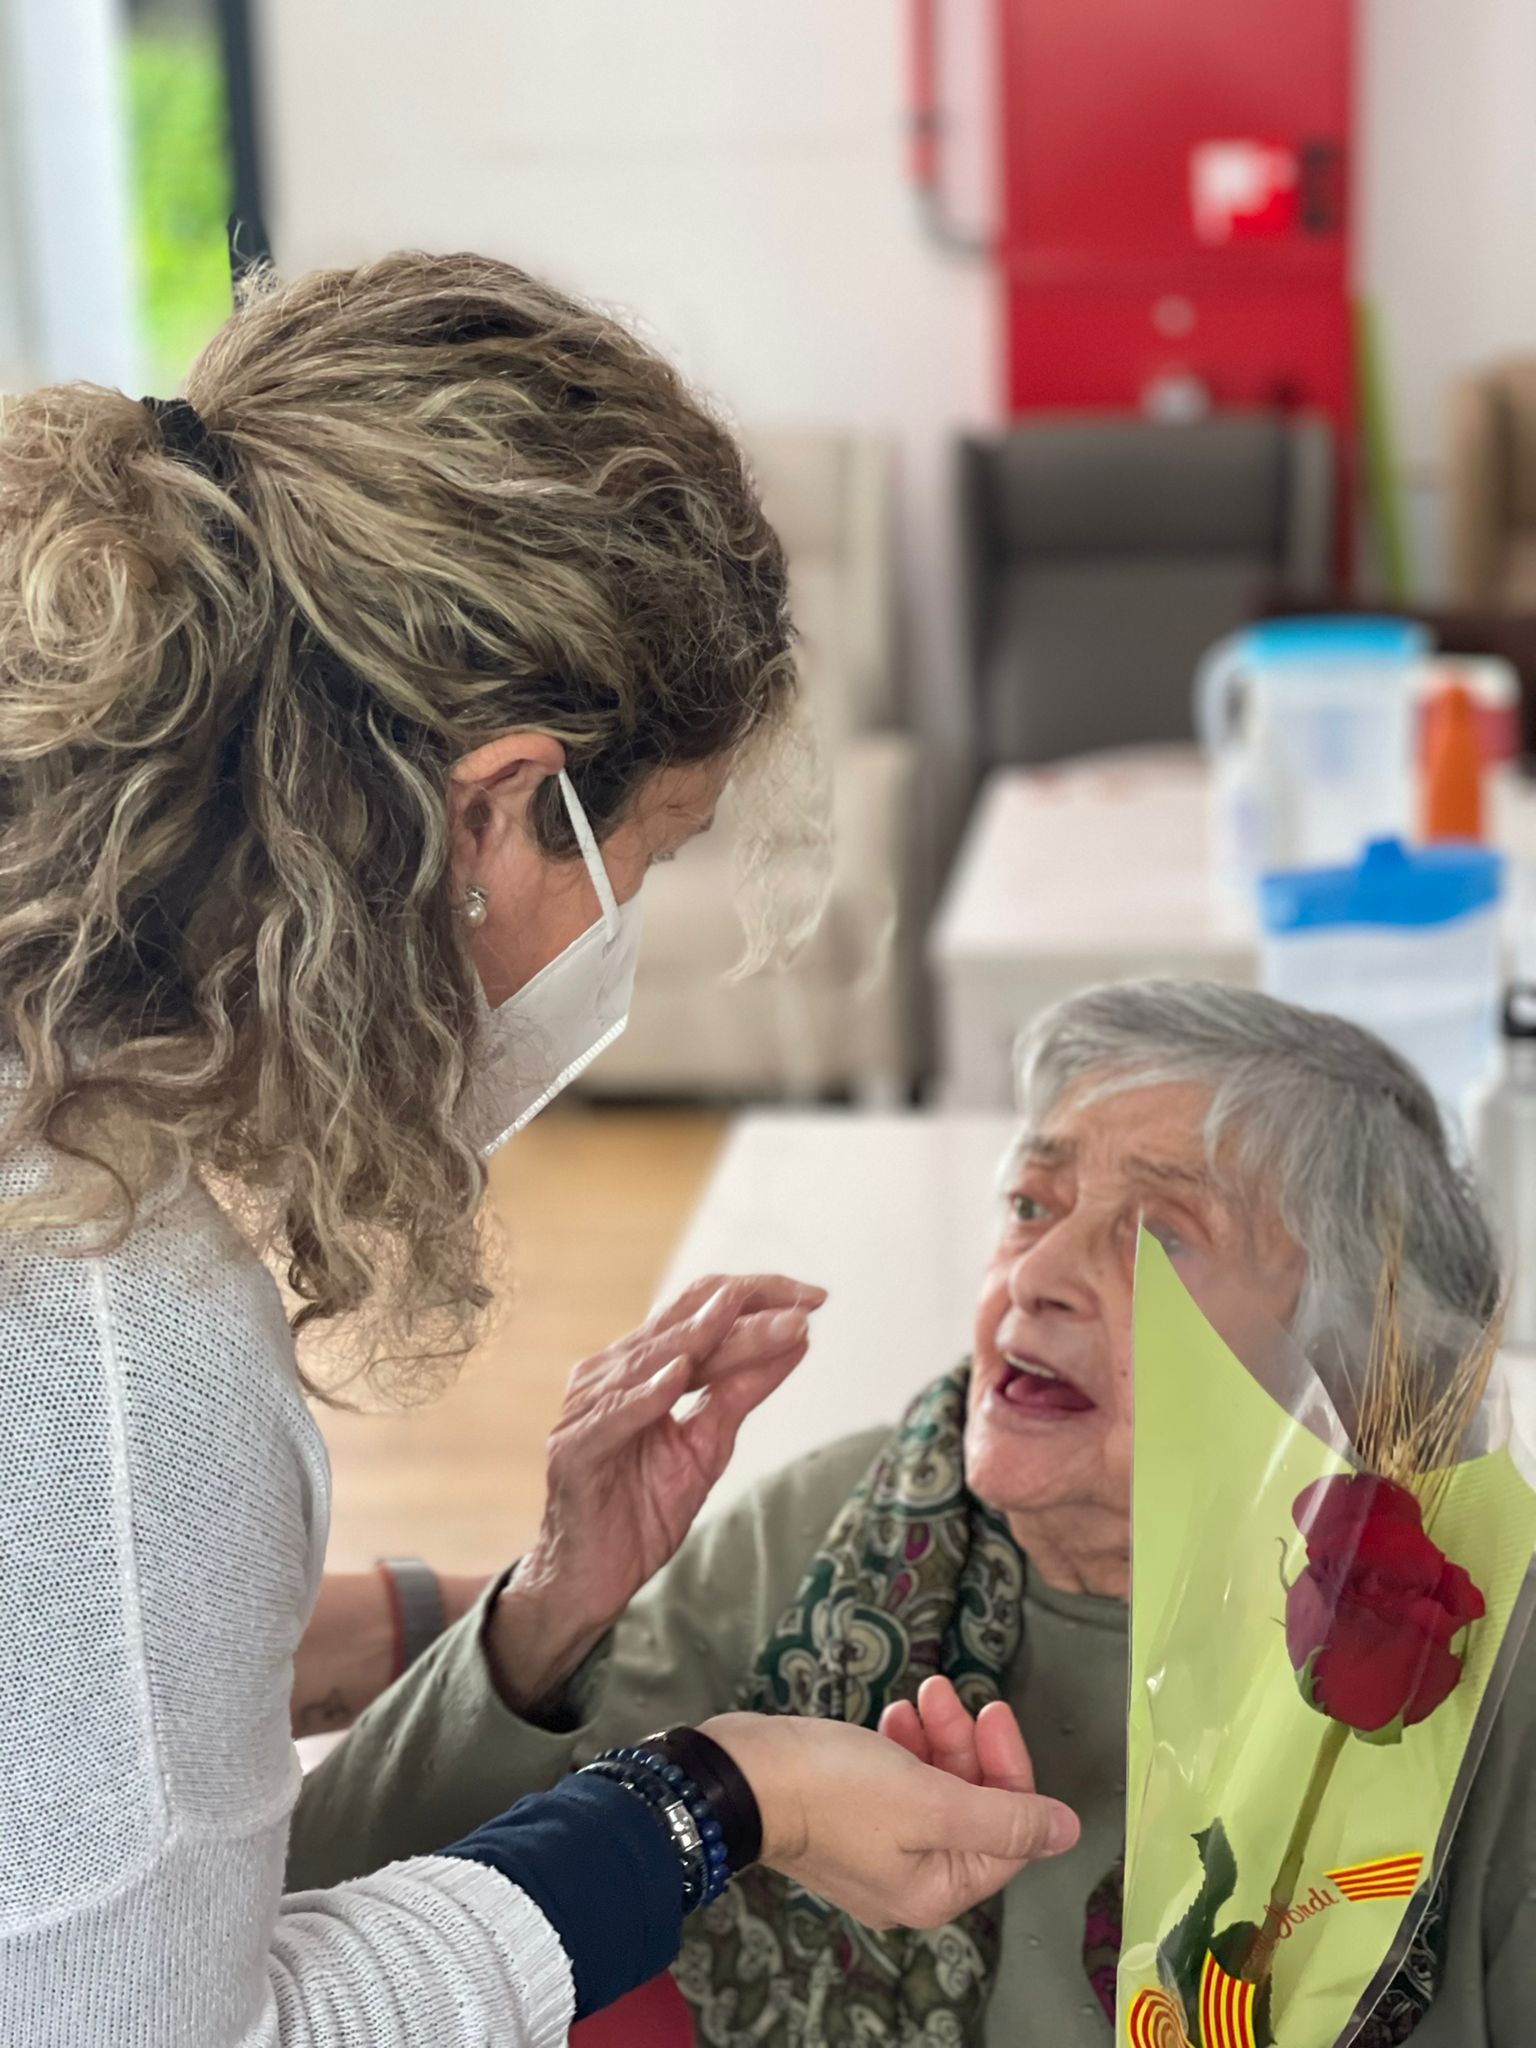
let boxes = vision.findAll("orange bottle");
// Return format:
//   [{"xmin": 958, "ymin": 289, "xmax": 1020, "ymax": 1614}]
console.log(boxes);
[{"xmin": 1422, "ymin": 680, "xmax": 1485, "ymax": 842}]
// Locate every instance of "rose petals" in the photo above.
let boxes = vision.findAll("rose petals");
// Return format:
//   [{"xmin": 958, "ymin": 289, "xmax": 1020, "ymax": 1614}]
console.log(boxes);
[{"xmin": 1286, "ymin": 1473, "xmax": 1485, "ymax": 1735}]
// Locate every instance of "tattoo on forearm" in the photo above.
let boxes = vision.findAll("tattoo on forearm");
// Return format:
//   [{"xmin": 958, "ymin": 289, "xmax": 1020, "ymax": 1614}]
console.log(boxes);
[{"xmin": 294, "ymin": 1688, "xmax": 352, "ymax": 1735}]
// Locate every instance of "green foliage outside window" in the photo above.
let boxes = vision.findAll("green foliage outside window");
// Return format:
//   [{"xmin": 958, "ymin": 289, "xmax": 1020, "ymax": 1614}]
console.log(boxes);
[{"xmin": 124, "ymin": 30, "xmax": 232, "ymax": 388}]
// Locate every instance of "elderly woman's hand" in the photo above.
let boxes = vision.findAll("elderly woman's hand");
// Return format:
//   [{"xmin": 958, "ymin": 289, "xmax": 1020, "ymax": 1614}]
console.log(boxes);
[
  {"xmin": 878, "ymin": 1675, "xmax": 1038, "ymax": 1790},
  {"xmin": 487, "ymin": 1273, "xmax": 825, "ymax": 1716},
  {"xmin": 704, "ymin": 1705, "xmax": 1080, "ymax": 1931}
]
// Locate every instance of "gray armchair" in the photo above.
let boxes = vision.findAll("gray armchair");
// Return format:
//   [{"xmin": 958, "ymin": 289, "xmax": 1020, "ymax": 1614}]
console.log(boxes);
[
  {"xmin": 958, "ymin": 413, "xmax": 1335, "ymax": 768},
  {"xmin": 577, "ymin": 429, "xmax": 920, "ymax": 1102}
]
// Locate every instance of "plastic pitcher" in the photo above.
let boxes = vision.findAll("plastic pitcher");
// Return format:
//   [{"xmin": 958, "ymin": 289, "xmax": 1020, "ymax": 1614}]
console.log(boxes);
[
  {"xmin": 1197, "ymin": 618, "xmax": 1429, "ymax": 908},
  {"xmin": 1259, "ymin": 837, "xmax": 1505, "ymax": 1146}
]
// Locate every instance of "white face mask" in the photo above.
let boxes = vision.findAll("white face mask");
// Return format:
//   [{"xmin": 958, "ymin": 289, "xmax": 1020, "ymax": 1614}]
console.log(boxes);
[{"xmin": 462, "ymin": 771, "xmax": 644, "ymax": 1155}]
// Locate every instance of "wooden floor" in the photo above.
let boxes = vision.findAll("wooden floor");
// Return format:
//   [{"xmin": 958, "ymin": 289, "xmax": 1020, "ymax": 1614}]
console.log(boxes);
[{"xmin": 316, "ymin": 1105, "xmax": 727, "ymax": 1573}]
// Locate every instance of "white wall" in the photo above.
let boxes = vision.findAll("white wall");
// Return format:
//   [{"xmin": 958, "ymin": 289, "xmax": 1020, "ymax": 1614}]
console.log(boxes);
[
  {"xmin": 261, "ymin": 0, "xmax": 1536, "ymax": 678},
  {"xmin": 262, "ymin": 0, "xmax": 999, "ymax": 853},
  {"xmin": 0, "ymin": 14, "xmax": 33, "ymax": 393},
  {"xmin": 1360, "ymin": 0, "xmax": 1536, "ymax": 594},
  {"xmin": 0, "ymin": 0, "xmax": 139, "ymax": 392}
]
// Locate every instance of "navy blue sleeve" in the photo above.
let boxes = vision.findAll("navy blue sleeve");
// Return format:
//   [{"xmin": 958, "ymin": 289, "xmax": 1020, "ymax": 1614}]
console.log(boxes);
[{"xmin": 438, "ymin": 1773, "xmax": 684, "ymax": 2020}]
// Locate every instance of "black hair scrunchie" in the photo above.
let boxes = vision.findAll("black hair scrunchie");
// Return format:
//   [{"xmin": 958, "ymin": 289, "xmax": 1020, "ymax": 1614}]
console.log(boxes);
[{"xmin": 141, "ymin": 395, "xmax": 238, "ymax": 487}]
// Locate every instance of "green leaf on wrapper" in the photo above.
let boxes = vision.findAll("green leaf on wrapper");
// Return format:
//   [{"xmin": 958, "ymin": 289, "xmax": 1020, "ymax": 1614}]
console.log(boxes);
[
  {"xmin": 1354, "ymin": 1711, "xmax": 1408, "ymax": 1748},
  {"xmin": 1157, "ymin": 1820, "xmax": 1237, "ymax": 2023}
]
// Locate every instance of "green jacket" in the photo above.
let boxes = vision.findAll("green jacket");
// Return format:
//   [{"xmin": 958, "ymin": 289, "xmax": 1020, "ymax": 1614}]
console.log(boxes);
[{"xmin": 288, "ymin": 1430, "xmax": 1536, "ymax": 2046}]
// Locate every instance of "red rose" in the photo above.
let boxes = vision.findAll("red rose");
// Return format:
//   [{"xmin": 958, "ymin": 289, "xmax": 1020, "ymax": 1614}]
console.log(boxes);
[{"xmin": 1285, "ymin": 1474, "xmax": 1485, "ymax": 1734}]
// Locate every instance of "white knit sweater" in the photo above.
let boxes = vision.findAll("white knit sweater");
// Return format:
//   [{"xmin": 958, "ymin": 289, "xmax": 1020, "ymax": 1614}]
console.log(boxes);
[{"xmin": 0, "ymin": 1144, "xmax": 575, "ymax": 2047}]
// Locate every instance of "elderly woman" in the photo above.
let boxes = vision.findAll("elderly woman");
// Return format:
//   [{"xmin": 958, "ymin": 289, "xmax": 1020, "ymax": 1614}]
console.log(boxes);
[{"xmin": 288, "ymin": 982, "xmax": 1535, "ymax": 2045}]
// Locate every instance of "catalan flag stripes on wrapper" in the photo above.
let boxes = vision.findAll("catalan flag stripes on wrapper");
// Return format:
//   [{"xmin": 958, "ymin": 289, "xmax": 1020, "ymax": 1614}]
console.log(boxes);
[
  {"xmin": 1127, "ymin": 1987, "xmax": 1192, "ymax": 2048},
  {"xmin": 1325, "ymin": 1855, "xmax": 1425, "ymax": 1903},
  {"xmin": 1200, "ymin": 1954, "xmax": 1257, "ymax": 2048}
]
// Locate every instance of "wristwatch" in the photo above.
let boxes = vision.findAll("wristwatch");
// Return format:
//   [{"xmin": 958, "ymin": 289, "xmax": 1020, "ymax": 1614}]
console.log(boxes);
[{"xmin": 376, "ymin": 1556, "xmax": 447, "ymax": 1677}]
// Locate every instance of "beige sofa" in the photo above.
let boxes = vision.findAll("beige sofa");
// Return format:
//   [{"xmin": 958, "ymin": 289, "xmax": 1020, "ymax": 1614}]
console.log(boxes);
[
  {"xmin": 1447, "ymin": 360, "xmax": 1536, "ymax": 610},
  {"xmin": 579, "ymin": 430, "xmax": 919, "ymax": 1102}
]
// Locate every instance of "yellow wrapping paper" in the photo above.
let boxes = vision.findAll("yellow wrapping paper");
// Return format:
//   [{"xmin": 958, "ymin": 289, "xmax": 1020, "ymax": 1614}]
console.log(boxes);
[{"xmin": 1118, "ymin": 1234, "xmax": 1536, "ymax": 2048}]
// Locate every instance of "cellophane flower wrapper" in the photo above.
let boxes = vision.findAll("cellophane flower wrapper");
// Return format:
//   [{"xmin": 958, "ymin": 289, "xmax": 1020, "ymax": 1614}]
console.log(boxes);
[{"xmin": 1117, "ymin": 1231, "xmax": 1536, "ymax": 2048}]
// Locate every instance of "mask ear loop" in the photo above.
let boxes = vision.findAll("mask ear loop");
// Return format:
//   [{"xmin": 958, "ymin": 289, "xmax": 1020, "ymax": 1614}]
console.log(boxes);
[{"xmin": 556, "ymin": 771, "xmax": 622, "ymax": 938}]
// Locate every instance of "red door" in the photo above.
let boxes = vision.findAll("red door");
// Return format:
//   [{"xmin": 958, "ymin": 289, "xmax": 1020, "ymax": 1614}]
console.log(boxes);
[{"xmin": 996, "ymin": 0, "xmax": 1355, "ymax": 430}]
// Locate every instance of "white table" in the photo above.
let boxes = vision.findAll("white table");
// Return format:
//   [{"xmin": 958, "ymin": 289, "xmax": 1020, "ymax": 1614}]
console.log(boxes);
[
  {"xmin": 929, "ymin": 749, "xmax": 1536, "ymax": 1110},
  {"xmin": 929, "ymin": 749, "xmax": 1254, "ymax": 1107},
  {"xmin": 655, "ymin": 1110, "xmax": 1017, "ymax": 1512}
]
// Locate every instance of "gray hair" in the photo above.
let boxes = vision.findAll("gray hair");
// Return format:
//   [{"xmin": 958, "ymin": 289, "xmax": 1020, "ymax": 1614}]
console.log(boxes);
[{"xmin": 1013, "ymin": 980, "xmax": 1501, "ymax": 1336}]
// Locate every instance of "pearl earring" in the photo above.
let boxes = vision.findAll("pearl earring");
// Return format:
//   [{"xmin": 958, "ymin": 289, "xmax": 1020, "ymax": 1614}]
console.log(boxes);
[{"xmin": 462, "ymin": 884, "xmax": 489, "ymax": 928}]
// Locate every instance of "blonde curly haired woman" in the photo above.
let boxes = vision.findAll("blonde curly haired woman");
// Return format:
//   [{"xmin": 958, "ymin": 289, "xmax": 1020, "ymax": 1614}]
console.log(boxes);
[{"xmin": 0, "ymin": 253, "xmax": 1077, "ymax": 2048}]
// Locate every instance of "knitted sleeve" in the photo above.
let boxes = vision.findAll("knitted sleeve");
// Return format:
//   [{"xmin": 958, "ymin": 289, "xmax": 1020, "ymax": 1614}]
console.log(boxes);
[{"xmin": 0, "ymin": 1180, "xmax": 677, "ymax": 2046}]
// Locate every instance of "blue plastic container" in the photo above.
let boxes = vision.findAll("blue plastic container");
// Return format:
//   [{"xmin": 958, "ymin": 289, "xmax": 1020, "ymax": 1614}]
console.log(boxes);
[{"xmin": 1260, "ymin": 837, "xmax": 1505, "ymax": 1139}]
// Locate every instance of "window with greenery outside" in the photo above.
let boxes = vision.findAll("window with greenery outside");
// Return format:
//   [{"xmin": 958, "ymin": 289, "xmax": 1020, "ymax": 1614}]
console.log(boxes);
[{"xmin": 123, "ymin": 0, "xmax": 233, "ymax": 389}]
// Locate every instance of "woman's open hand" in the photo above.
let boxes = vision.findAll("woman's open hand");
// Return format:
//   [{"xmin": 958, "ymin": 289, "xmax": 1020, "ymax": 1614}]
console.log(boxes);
[
  {"xmin": 487, "ymin": 1274, "xmax": 825, "ymax": 1715},
  {"xmin": 704, "ymin": 1703, "xmax": 1080, "ymax": 1931}
]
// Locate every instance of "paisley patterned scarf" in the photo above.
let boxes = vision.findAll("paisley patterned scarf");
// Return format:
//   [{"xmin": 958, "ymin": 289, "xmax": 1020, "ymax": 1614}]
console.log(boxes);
[
  {"xmin": 675, "ymin": 1369, "xmax": 1020, "ymax": 2047},
  {"xmin": 673, "ymin": 1368, "xmax": 1446, "ymax": 2047}
]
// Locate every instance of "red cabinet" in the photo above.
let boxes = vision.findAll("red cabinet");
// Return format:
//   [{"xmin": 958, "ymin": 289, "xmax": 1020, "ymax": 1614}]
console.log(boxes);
[{"xmin": 995, "ymin": 0, "xmax": 1355, "ymax": 433}]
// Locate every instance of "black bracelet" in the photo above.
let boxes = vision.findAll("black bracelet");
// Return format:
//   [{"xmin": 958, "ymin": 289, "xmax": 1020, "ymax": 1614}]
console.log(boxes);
[
  {"xmin": 579, "ymin": 1745, "xmax": 732, "ymax": 1912},
  {"xmin": 646, "ymin": 1725, "xmax": 763, "ymax": 1874}
]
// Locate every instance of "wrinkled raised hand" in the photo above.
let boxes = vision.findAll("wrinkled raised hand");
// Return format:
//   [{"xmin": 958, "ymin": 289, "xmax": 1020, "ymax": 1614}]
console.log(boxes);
[
  {"xmin": 488, "ymin": 1273, "xmax": 825, "ymax": 1714},
  {"xmin": 705, "ymin": 1682, "xmax": 1080, "ymax": 1931}
]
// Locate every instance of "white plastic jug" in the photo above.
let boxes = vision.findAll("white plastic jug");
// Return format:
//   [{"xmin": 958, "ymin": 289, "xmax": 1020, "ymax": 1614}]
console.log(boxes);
[{"xmin": 1197, "ymin": 618, "xmax": 1429, "ymax": 911}]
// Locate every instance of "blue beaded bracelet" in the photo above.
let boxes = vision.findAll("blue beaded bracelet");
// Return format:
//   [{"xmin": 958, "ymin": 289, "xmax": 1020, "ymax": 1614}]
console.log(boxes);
[
  {"xmin": 581, "ymin": 1760, "xmax": 709, "ymax": 1911},
  {"xmin": 592, "ymin": 1748, "xmax": 731, "ymax": 1910},
  {"xmin": 579, "ymin": 1744, "xmax": 732, "ymax": 1912}
]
